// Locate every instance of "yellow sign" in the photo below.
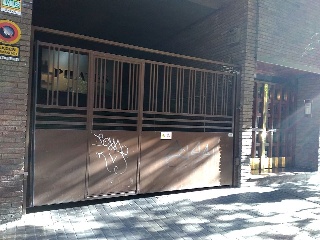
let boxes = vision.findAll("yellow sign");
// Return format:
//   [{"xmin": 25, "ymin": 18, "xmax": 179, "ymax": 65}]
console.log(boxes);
[
  {"xmin": 0, "ymin": 43, "xmax": 20, "ymax": 61},
  {"xmin": 1, "ymin": 0, "xmax": 21, "ymax": 15}
]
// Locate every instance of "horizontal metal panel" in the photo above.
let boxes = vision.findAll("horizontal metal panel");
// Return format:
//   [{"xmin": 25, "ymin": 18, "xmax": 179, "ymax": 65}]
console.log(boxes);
[
  {"xmin": 139, "ymin": 132, "xmax": 233, "ymax": 194},
  {"xmin": 34, "ymin": 130, "xmax": 87, "ymax": 206}
]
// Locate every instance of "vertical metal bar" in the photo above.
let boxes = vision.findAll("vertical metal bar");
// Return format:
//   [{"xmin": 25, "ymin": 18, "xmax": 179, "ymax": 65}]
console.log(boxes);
[
  {"xmin": 165, "ymin": 66, "xmax": 168, "ymax": 112},
  {"xmin": 259, "ymin": 83, "xmax": 269, "ymax": 172},
  {"xmin": 176, "ymin": 68, "xmax": 180, "ymax": 113},
  {"xmin": 137, "ymin": 62, "xmax": 145, "ymax": 194},
  {"xmin": 169, "ymin": 67, "xmax": 172, "ymax": 112},
  {"xmin": 87, "ymin": 52, "xmax": 95, "ymax": 131},
  {"xmin": 269, "ymin": 84, "xmax": 275, "ymax": 160},
  {"xmin": 221, "ymin": 75, "xmax": 225, "ymax": 115},
  {"xmin": 223, "ymin": 75, "xmax": 228, "ymax": 116},
  {"xmin": 131, "ymin": 64, "xmax": 136, "ymax": 110},
  {"xmin": 188, "ymin": 69, "xmax": 191, "ymax": 114},
  {"xmin": 114, "ymin": 61, "xmax": 118, "ymax": 109},
  {"xmin": 112, "ymin": 61, "xmax": 116, "ymax": 109},
  {"xmin": 103, "ymin": 59, "xmax": 107, "ymax": 109},
  {"xmin": 192, "ymin": 71, "xmax": 196, "ymax": 114},
  {"xmin": 252, "ymin": 82, "xmax": 258, "ymax": 159},
  {"xmin": 119, "ymin": 62, "xmax": 123, "ymax": 110},
  {"xmin": 181, "ymin": 69, "xmax": 184, "ymax": 113},
  {"xmin": 76, "ymin": 52, "xmax": 80, "ymax": 107},
  {"xmin": 85, "ymin": 52, "xmax": 95, "ymax": 198},
  {"xmin": 215, "ymin": 74, "xmax": 218, "ymax": 115},
  {"xmin": 226, "ymin": 75, "xmax": 229, "ymax": 115},
  {"xmin": 56, "ymin": 48, "xmax": 60, "ymax": 106},
  {"xmin": 162, "ymin": 66, "xmax": 166, "ymax": 112},
  {"xmin": 72, "ymin": 50, "xmax": 76, "ymax": 107},
  {"xmin": 51, "ymin": 47, "xmax": 55, "ymax": 105},
  {"xmin": 149, "ymin": 64, "xmax": 153, "ymax": 111},
  {"xmin": 46, "ymin": 47, "xmax": 50, "ymax": 105},
  {"xmin": 179, "ymin": 68, "xmax": 183, "ymax": 113},
  {"xmin": 225, "ymin": 75, "xmax": 228, "ymax": 115},
  {"xmin": 135, "ymin": 64, "xmax": 139, "ymax": 110},
  {"xmin": 190, "ymin": 70, "xmax": 193, "ymax": 114},
  {"xmin": 67, "ymin": 50, "xmax": 71, "ymax": 107},
  {"xmin": 203, "ymin": 72, "xmax": 208, "ymax": 115},
  {"xmin": 231, "ymin": 74, "xmax": 236, "ymax": 125},
  {"xmin": 210, "ymin": 73, "xmax": 214, "ymax": 115},
  {"xmin": 201, "ymin": 72, "xmax": 205, "ymax": 114},
  {"xmin": 94, "ymin": 58, "xmax": 98, "ymax": 108},
  {"xmin": 116, "ymin": 61, "xmax": 120, "ymax": 109},
  {"xmin": 155, "ymin": 64, "xmax": 159, "ymax": 112},
  {"xmin": 199, "ymin": 72, "xmax": 202, "ymax": 114},
  {"xmin": 128, "ymin": 63, "xmax": 132, "ymax": 109},
  {"xmin": 99, "ymin": 57, "xmax": 103, "ymax": 108}
]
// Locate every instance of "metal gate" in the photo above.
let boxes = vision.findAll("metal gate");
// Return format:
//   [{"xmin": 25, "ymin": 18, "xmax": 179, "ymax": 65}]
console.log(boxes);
[
  {"xmin": 251, "ymin": 81, "xmax": 296, "ymax": 172},
  {"xmin": 30, "ymin": 41, "xmax": 238, "ymax": 206}
]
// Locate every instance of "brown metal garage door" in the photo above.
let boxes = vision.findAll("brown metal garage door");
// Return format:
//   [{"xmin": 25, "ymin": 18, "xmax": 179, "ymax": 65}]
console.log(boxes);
[{"xmin": 30, "ymin": 41, "xmax": 237, "ymax": 206}]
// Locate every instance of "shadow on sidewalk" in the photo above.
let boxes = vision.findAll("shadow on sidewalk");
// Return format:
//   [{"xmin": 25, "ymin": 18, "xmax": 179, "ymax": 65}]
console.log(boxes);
[{"xmin": 2, "ymin": 178, "xmax": 320, "ymax": 239}]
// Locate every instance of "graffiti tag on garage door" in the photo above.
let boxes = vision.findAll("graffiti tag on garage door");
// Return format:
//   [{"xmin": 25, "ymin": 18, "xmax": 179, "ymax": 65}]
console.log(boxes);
[{"xmin": 92, "ymin": 133, "xmax": 128, "ymax": 175}]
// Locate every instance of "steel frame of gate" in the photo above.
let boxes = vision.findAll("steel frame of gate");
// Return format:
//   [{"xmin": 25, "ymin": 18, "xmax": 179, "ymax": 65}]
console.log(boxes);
[{"xmin": 27, "ymin": 27, "xmax": 240, "ymax": 207}]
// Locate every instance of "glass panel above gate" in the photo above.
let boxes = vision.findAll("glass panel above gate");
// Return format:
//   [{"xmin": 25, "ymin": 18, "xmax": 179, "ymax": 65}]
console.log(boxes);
[
  {"xmin": 38, "ymin": 45, "xmax": 88, "ymax": 107},
  {"xmin": 35, "ymin": 43, "xmax": 89, "ymax": 130}
]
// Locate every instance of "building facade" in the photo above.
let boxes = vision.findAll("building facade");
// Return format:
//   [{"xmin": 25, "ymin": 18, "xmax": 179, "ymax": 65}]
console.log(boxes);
[{"xmin": 1, "ymin": 0, "xmax": 320, "ymax": 223}]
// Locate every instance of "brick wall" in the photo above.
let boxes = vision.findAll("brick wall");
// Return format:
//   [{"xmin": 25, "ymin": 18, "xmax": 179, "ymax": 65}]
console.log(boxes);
[
  {"xmin": 158, "ymin": 0, "xmax": 258, "ymax": 186},
  {"xmin": 257, "ymin": 0, "xmax": 320, "ymax": 172},
  {"xmin": 0, "ymin": 2, "xmax": 33, "ymax": 223},
  {"xmin": 257, "ymin": 0, "xmax": 320, "ymax": 73},
  {"xmin": 295, "ymin": 76, "xmax": 320, "ymax": 171}
]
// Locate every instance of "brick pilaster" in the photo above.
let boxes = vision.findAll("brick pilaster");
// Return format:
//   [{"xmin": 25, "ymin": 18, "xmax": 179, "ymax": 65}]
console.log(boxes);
[{"xmin": 0, "ymin": 1, "xmax": 33, "ymax": 224}]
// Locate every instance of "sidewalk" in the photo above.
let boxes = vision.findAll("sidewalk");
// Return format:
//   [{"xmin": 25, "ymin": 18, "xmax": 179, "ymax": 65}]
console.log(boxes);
[{"xmin": 1, "ymin": 172, "xmax": 320, "ymax": 240}]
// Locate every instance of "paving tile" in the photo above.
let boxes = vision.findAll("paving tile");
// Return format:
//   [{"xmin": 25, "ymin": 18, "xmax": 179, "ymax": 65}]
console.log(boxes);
[{"xmin": 2, "ymin": 177, "xmax": 320, "ymax": 239}]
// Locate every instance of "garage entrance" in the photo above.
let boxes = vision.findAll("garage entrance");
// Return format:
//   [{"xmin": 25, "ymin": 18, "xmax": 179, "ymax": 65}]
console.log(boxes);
[
  {"xmin": 26, "ymin": 0, "xmax": 237, "ymax": 207},
  {"xmin": 29, "ymin": 36, "xmax": 238, "ymax": 206}
]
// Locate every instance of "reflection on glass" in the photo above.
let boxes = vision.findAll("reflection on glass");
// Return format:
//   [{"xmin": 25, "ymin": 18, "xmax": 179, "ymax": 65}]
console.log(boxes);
[{"xmin": 38, "ymin": 47, "xmax": 89, "ymax": 107}]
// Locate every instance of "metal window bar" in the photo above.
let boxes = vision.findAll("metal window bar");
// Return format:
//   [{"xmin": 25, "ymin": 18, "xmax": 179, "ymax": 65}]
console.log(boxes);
[{"xmin": 143, "ymin": 62, "xmax": 235, "ymax": 117}]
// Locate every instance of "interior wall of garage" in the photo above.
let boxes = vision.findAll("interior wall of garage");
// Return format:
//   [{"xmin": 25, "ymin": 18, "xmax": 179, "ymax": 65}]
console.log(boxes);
[
  {"xmin": 158, "ymin": 0, "xmax": 258, "ymax": 186},
  {"xmin": 0, "ymin": 2, "xmax": 33, "ymax": 223}
]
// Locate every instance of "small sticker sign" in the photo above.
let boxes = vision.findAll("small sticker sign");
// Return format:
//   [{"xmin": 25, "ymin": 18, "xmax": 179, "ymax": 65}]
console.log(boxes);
[
  {"xmin": 1, "ymin": 0, "xmax": 22, "ymax": 15},
  {"xmin": 0, "ymin": 20, "xmax": 21, "ymax": 44},
  {"xmin": 0, "ymin": 43, "xmax": 20, "ymax": 61},
  {"xmin": 161, "ymin": 132, "xmax": 172, "ymax": 140}
]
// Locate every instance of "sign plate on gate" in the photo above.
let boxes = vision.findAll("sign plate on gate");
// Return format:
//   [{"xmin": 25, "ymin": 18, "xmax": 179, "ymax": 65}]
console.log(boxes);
[{"xmin": 161, "ymin": 132, "xmax": 172, "ymax": 140}]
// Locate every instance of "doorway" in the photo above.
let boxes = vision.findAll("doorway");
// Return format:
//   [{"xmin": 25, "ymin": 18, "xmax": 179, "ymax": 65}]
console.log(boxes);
[{"xmin": 251, "ymin": 80, "xmax": 296, "ymax": 173}]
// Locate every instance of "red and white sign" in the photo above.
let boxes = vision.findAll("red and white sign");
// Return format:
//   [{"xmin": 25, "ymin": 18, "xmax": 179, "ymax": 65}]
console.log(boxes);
[{"xmin": 0, "ymin": 20, "xmax": 21, "ymax": 45}]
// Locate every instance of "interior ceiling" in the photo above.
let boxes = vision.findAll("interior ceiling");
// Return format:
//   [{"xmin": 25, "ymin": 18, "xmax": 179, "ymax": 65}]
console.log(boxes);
[{"xmin": 33, "ymin": 0, "xmax": 233, "ymax": 49}]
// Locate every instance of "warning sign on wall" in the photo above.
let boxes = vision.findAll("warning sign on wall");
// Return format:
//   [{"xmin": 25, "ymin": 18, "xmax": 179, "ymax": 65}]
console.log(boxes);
[
  {"xmin": 0, "ymin": 43, "xmax": 20, "ymax": 61},
  {"xmin": 1, "ymin": 0, "xmax": 21, "ymax": 15}
]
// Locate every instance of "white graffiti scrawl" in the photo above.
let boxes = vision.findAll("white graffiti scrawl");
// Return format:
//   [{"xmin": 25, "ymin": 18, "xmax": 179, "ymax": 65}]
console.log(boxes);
[{"xmin": 92, "ymin": 133, "xmax": 128, "ymax": 175}]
